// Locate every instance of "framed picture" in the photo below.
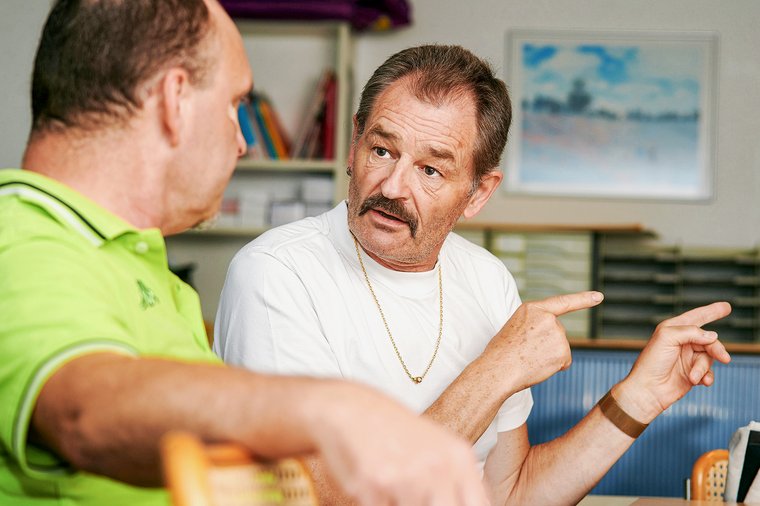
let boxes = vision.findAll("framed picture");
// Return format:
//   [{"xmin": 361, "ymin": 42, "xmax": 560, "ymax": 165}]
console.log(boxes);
[{"xmin": 504, "ymin": 30, "xmax": 717, "ymax": 200}]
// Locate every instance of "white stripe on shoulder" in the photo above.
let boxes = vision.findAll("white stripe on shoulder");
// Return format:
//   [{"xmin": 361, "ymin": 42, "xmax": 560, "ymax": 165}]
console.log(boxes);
[{"xmin": 0, "ymin": 185, "xmax": 103, "ymax": 247}]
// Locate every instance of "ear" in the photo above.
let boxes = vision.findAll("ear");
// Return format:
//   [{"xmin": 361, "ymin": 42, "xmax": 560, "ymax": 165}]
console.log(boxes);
[
  {"xmin": 346, "ymin": 115, "xmax": 360, "ymax": 168},
  {"xmin": 462, "ymin": 169, "xmax": 503, "ymax": 219},
  {"xmin": 159, "ymin": 68, "xmax": 191, "ymax": 147}
]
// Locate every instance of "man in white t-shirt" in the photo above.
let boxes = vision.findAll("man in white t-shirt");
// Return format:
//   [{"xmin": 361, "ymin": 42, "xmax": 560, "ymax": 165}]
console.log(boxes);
[{"xmin": 215, "ymin": 45, "xmax": 733, "ymax": 505}]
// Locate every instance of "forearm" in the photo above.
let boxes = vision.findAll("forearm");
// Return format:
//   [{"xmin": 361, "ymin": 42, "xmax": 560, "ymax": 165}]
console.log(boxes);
[
  {"xmin": 32, "ymin": 353, "xmax": 359, "ymax": 486},
  {"xmin": 423, "ymin": 355, "xmax": 523, "ymax": 443},
  {"xmin": 305, "ymin": 456, "xmax": 357, "ymax": 505},
  {"xmin": 497, "ymin": 383, "xmax": 652, "ymax": 506},
  {"xmin": 429, "ymin": 294, "xmax": 591, "ymax": 443}
]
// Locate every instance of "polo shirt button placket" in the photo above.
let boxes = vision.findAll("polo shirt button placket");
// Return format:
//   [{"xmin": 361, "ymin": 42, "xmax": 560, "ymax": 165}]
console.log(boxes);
[{"xmin": 135, "ymin": 241, "xmax": 149, "ymax": 255}]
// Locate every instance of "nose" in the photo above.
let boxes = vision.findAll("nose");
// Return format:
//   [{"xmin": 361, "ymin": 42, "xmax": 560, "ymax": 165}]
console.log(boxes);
[{"xmin": 379, "ymin": 156, "xmax": 413, "ymax": 200}]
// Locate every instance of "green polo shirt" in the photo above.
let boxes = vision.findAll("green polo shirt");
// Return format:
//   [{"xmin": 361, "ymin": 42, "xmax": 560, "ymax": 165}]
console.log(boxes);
[{"xmin": 0, "ymin": 169, "xmax": 220, "ymax": 505}]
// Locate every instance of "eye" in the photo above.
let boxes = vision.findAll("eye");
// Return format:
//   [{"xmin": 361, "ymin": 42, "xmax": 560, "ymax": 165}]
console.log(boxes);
[
  {"xmin": 422, "ymin": 166, "xmax": 441, "ymax": 177},
  {"xmin": 372, "ymin": 147, "xmax": 391, "ymax": 158}
]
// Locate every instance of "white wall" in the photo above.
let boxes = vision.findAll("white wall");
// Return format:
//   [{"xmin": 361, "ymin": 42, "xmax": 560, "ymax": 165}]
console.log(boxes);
[
  {"xmin": 2, "ymin": 1, "xmax": 758, "ymax": 319},
  {"xmin": 352, "ymin": 0, "xmax": 760, "ymax": 248},
  {"xmin": 0, "ymin": 1, "xmax": 50, "ymax": 167}
]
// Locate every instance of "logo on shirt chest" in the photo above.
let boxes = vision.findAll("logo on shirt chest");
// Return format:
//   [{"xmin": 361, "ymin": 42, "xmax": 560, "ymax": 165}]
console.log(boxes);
[{"xmin": 137, "ymin": 280, "xmax": 159, "ymax": 309}]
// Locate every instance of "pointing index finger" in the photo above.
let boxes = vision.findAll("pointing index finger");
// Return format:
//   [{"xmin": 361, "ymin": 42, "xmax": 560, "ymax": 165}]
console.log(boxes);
[
  {"xmin": 533, "ymin": 291, "xmax": 604, "ymax": 317},
  {"xmin": 662, "ymin": 301, "xmax": 732, "ymax": 328}
]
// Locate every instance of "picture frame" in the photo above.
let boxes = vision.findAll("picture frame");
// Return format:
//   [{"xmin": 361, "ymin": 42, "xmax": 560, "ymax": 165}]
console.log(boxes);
[{"xmin": 504, "ymin": 29, "xmax": 717, "ymax": 200}]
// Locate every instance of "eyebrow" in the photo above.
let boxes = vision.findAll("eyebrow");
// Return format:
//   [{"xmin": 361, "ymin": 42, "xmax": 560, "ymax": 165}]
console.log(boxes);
[
  {"xmin": 366, "ymin": 125, "xmax": 457, "ymax": 164},
  {"xmin": 366, "ymin": 125, "xmax": 400, "ymax": 144},
  {"xmin": 426, "ymin": 145, "xmax": 456, "ymax": 164}
]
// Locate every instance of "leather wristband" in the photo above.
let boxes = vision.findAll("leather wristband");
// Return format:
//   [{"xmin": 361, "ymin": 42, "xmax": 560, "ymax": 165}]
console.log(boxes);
[{"xmin": 597, "ymin": 389, "xmax": 649, "ymax": 439}]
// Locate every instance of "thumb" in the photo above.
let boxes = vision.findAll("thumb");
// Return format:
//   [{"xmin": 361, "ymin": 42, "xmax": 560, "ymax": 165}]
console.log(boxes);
[{"xmin": 533, "ymin": 291, "xmax": 604, "ymax": 317}]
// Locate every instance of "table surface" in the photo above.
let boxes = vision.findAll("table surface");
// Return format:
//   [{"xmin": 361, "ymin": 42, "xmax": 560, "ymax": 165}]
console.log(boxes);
[{"xmin": 579, "ymin": 496, "xmax": 743, "ymax": 505}]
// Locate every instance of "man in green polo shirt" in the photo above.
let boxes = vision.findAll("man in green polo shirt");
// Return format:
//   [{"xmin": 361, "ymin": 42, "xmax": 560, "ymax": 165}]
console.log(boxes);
[{"xmin": 0, "ymin": 1, "xmax": 488, "ymax": 505}]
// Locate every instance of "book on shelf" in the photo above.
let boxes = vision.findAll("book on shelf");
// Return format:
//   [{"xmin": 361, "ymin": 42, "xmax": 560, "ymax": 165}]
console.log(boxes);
[
  {"xmin": 237, "ymin": 103, "xmax": 263, "ymax": 159},
  {"xmin": 257, "ymin": 94, "xmax": 289, "ymax": 159},
  {"xmin": 238, "ymin": 91, "xmax": 291, "ymax": 160},
  {"xmin": 235, "ymin": 71, "xmax": 339, "ymax": 162},
  {"xmin": 321, "ymin": 76, "xmax": 337, "ymax": 160},
  {"xmin": 292, "ymin": 69, "xmax": 336, "ymax": 160},
  {"xmin": 262, "ymin": 95, "xmax": 292, "ymax": 156},
  {"xmin": 249, "ymin": 94, "xmax": 277, "ymax": 158}
]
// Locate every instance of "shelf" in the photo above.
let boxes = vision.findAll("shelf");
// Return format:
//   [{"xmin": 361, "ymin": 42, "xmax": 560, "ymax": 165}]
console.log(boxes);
[
  {"xmin": 601, "ymin": 272, "xmax": 680, "ymax": 283},
  {"xmin": 602, "ymin": 252, "xmax": 679, "ymax": 263},
  {"xmin": 596, "ymin": 240, "xmax": 760, "ymax": 343},
  {"xmin": 456, "ymin": 222, "xmax": 645, "ymax": 234},
  {"xmin": 710, "ymin": 318, "xmax": 758, "ymax": 329},
  {"xmin": 236, "ymin": 158, "xmax": 336, "ymax": 173},
  {"xmin": 180, "ymin": 227, "xmax": 267, "ymax": 238},
  {"xmin": 680, "ymin": 274, "xmax": 760, "ymax": 285},
  {"xmin": 569, "ymin": 338, "xmax": 760, "ymax": 355},
  {"xmin": 601, "ymin": 314, "xmax": 674, "ymax": 325},
  {"xmin": 603, "ymin": 294, "xmax": 677, "ymax": 304}
]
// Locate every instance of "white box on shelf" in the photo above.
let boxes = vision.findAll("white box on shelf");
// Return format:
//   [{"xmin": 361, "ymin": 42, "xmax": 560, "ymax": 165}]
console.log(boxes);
[
  {"xmin": 240, "ymin": 189, "xmax": 270, "ymax": 229},
  {"xmin": 301, "ymin": 176, "xmax": 334, "ymax": 203},
  {"xmin": 216, "ymin": 195, "xmax": 241, "ymax": 228},
  {"xmin": 270, "ymin": 201, "xmax": 306, "ymax": 227},
  {"xmin": 305, "ymin": 202, "xmax": 332, "ymax": 218}
]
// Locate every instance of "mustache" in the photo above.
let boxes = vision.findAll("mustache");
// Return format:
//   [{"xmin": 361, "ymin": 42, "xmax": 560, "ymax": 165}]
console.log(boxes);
[{"xmin": 359, "ymin": 194, "xmax": 418, "ymax": 237}]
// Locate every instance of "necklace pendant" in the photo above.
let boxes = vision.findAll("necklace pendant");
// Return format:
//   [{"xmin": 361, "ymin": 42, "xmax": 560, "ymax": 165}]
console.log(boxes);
[{"xmin": 412, "ymin": 376, "xmax": 422, "ymax": 384}]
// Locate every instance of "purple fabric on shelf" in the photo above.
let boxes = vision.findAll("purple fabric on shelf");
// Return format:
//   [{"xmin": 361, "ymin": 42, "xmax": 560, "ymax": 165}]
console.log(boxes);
[{"xmin": 219, "ymin": 0, "xmax": 412, "ymax": 31}]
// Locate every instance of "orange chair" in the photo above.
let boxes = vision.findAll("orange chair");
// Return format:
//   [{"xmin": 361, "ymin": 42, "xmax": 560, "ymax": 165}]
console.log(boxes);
[
  {"xmin": 161, "ymin": 431, "xmax": 317, "ymax": 506},
  {"xmin": 691, "ymin": 449, "xmax": 729, "ymax": 501}
]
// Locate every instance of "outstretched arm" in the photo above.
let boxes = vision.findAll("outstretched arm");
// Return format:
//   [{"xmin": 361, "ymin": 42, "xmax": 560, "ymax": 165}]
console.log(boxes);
[
  {"xmin": 32, "ymin": 353, "xmax": 489, "ymax": 506},
  {"xmin": 481, "ymin": 301, "xmax": 732, "ymax": 505}
]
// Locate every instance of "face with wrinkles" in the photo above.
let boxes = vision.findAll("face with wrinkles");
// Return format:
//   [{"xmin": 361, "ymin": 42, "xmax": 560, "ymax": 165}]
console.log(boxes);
[{"xmin": 347, "ymin": 77, "xmax": 491, "ymax": 272}]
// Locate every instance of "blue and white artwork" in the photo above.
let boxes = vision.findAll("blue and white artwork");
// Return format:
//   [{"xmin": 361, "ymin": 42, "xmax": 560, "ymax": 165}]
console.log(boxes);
[{"xmin": 505, "ymin": 31, "xmax": 716, "ymax": 200}]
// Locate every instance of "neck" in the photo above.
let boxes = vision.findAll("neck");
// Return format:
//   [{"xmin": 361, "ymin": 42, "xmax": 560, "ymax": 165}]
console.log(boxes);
[
  {"xmin": 351, "ymin": 233, "xmax": 440, "ymax": 273},
  {"xmin": 22, "ymin": 127, "xmax": 170, "ymax": 232},
  {"xmin": 363, "ymin": 248, "xmax": 438, "ymax": 272}
]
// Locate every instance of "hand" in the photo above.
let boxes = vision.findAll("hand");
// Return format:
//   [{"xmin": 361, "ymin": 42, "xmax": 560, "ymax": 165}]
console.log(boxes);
[
  {"xmin": 482, "ymin": 291, "xmax": 604, "ymax": 393},
  {"xmin": 615, "ymin": 302, "xmax": 732, "ymax": 423},
  {"xmin": 313, "ymin": 383, "xmax": 489, "ymax": 506}
]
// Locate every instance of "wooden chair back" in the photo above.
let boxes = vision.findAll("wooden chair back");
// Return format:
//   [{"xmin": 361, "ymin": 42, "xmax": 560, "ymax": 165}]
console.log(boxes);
[
  {"xmin": 161, "ymin": 431, "xmax": 317, "ymax": 506},
  {"xmin": 691, "ymin": 448, "xmax": 729, "ymax": 501}
]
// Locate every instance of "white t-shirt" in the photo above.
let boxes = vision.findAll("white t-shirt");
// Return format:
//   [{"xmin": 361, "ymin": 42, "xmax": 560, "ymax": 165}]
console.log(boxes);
[{"xmin": 215, "ymin": 202, "xmax": 532, "ymax": 465}]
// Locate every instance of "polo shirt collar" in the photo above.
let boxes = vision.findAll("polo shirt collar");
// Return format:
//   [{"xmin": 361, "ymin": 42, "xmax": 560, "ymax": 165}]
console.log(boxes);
[{"xmin": 0, "ymin": 168, "xmax": 140, "ymax": 243}]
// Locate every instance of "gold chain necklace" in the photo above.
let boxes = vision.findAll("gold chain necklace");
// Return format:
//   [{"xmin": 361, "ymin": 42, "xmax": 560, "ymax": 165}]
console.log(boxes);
[{"xmin": 352, "ymin": 235, "xmax": 443, "ymax": 384}]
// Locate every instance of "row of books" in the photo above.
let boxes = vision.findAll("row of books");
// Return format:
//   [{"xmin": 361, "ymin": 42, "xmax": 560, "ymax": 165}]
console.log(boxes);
[
  {"xmin": 237, "ymin": 69, "xmax": 338, "ymax": 161},
  {"xmin": 237, "ymin": 92, "xmax": 290, "ymax": 159}
]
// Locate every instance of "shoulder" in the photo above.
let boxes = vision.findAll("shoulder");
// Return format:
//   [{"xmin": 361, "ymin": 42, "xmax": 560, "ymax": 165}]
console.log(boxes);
[
  {"xmin": 444, "ymin": 232, "xmax": 510, "ymax": 275},
  {"xmin": 443, "ymin": 232, "xmax": 520, "ymax": 298},
  {"xmin": 228, "ymin": 212, "xmax": 339, "ymax": 275},
  {"xmin": 0, "ymin": 191, "xmax": 93, "ymax": 259}
]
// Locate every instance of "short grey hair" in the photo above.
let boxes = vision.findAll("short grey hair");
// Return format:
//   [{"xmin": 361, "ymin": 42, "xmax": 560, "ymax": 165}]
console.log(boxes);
[{"xmin": 355, "ymin": 44, "xmax": 512, "ymax": 185}]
